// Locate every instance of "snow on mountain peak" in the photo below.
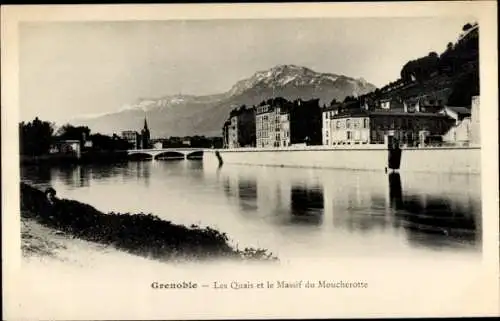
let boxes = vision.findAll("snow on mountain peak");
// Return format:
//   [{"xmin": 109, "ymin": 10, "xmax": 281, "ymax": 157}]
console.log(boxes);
[{"xmin": 228, "ymin": 64, "xmax": 370, "ymax": 96}]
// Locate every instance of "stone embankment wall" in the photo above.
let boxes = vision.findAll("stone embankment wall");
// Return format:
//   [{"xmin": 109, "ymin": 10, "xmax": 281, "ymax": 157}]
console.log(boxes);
[{"xmin": 204, "ymin": 145, "xmax": 481, "ymax": 174}]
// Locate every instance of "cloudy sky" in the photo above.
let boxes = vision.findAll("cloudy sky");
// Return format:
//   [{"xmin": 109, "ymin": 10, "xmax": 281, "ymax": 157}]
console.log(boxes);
[{"xmin": 19, "ymin": 17, "xmax": 473, "ymax": 122}]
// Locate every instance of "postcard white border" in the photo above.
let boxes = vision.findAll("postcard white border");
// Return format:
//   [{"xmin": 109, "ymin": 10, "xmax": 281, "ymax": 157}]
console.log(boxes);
[{"xmin": 2, "ymin": 2, "xmax": 498, "ymax": 319}]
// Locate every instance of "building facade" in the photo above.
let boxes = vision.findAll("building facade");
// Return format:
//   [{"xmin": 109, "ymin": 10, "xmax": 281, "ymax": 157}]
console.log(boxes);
[
  {"xmin": 440, "ymin": 106, "xmax": 472, "ymax": 145},
  {"xmin": 49, "ymin": 140, "xmax": 81, "ymax": 157},
  {"xmin": 222, "ymin": 120, "xmax": 230, "ymax": 149},
  {"xmin": 121, "ymin": 130, "xmax": 141, "ymax": 149},
  {"xmin": 255, "ymin": 103, "xmax": 290, "ymax": 148},
  {"xmin": 289, "ymin": 99, "xmax": 322, "ymax": 146},
  {"xmin": 470, "ymin": 95, "xmax": 480, "ymax": 146},
  {"xmin": 326, "ymin": 110, "xmax": 455, "ymax": 146},
  {"xmin": 379, "ymin": 97, "xmax": 404, "ymax": 110},
  {"xmin": 121, "ymin": 117, "xmax": 151, "ymax": 150},
  {"xmin": 322, "ymin": 105, "xmax": 341, "ymax": 146},
  {"xmin": 226, "ymin": 106, "xmax": 256, "ymax": 148}
]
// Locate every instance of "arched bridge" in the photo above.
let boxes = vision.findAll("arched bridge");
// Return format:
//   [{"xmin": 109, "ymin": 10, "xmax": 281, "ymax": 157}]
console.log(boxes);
[{"xmin": 127, "ymin": 148, "xmax": 205, "ymax": 160}]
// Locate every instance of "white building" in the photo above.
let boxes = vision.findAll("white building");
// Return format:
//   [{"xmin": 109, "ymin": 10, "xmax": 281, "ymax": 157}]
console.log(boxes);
[
  {"xmin": 322, "ymin": 105, "xmax": 340, "ymax": 146},
  {"xmin": 440, "ymin": 106, "xmax": 472, "ymax": 145},
  {"xmin": 329, "ymin": 114, "xmax": 371, "ymax": 145},
  {"xmin": 470, "ymin": 96, "xmax": 480, "ymax": 146},
  {"xmin": 256, "ymin": 104, "xmax": 290, "ymax": 148}
]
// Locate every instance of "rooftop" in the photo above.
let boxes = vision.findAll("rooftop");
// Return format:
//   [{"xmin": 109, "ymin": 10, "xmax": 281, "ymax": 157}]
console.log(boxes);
[{"xmin": 444, "ymin": 106, "xmax": 472, "ymax": 115}]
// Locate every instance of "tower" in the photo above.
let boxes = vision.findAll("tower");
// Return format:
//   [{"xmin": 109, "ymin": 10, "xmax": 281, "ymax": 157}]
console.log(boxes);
[{"xmin": 141, "ymin": 116, "xmax": 151, "ymax": 149}]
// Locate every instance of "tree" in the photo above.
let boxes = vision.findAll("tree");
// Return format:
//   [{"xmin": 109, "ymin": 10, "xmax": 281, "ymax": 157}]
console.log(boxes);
[
  {"xmin": 343, "ymin": 95, "xmax": 357, "ymax": 103},
  {"xmin": 90, "ymin": 133, "xmax": 130, "ymax": 151},
  {"xmin": 462, "ymin": 23, "xmax": 473, "ymax": 32},
  {"xmin": 447, "ymin": 71, "xmax": 479, "ymax": 107},
  {"xmin": 56, "ymin": 124, "xmax": 91, "ymax": 144},
  {"xmin": 19, "ymin": 117, "xmax": 55, "ymax": 156}
]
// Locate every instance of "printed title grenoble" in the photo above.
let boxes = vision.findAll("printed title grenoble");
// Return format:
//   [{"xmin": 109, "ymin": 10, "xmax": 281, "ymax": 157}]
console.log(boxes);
[{"xmin": 151, "ymin": 280, "xmax": 368, "ymax": 289}]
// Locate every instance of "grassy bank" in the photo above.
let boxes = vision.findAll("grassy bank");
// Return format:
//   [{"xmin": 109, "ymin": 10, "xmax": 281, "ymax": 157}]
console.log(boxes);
[{"xmin": 20, "ymin": 183, "xmax": 277, "ymax": 262}]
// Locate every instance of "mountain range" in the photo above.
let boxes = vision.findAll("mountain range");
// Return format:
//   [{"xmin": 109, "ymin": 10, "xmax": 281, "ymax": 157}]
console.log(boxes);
[{"xmin": 71, "ymin": 64, "xmax": 376, "ymax": 137}]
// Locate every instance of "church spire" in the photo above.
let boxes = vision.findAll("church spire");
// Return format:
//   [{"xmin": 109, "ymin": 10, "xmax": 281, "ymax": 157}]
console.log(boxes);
[{"xmin": 143, "ymin": 116, "xmax": 149, "ymax": 130}]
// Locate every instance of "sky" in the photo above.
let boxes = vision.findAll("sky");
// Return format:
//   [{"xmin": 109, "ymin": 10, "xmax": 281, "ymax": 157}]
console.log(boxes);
[{"xmin": 19, "ymin": 17, "xmax": 474, "ymax": 123}]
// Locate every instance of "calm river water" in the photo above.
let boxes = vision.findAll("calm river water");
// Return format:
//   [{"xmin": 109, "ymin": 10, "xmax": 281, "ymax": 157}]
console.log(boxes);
[{"xmin": 21, "ymin": 160, "xmax": 482, "ymax": 261}]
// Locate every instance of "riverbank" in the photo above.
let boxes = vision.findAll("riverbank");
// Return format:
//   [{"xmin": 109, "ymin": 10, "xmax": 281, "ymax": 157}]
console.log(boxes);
[
  {"xmin": 20, "ymin": 182, "xmax": 278, "ymax": 263},
  {"xmin": 21, "ymin": 215, "xmax": 119, "ymax": 265}
]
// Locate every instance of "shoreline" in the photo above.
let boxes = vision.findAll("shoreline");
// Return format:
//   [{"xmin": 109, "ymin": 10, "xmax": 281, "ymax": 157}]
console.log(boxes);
[{"xmin": 20, "ymin": 182, "xmax": 278, "ymax": 264}]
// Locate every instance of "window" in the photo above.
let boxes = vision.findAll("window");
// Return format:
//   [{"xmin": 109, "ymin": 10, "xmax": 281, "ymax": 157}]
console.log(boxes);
[
  {"xmin": 347, "ymin": 131, "xmax": 352, "ymax": 140},
  {"xmin": 363, "ymin": 118, "xmax": 369, "ymax": 129},
  {"xmin": 336, "ymin": 120, "xmax": 341, "ymax": 129},
  {"xmin": 346, "ymin": 119, "xmax": 351, "ymax": 129},
  {"xmin": 326, "ymin": 140, "xmax": 329, "ymax": 145}
]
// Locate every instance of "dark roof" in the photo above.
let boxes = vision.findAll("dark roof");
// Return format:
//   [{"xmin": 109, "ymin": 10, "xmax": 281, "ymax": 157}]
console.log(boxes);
[{"xmin": 322, "ymin": 104, "xmax": 340, "ymax": 112}]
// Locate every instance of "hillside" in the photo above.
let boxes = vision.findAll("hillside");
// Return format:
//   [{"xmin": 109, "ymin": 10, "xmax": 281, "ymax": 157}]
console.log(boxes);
[
  {"xmin": 71, "ymin": 65, "xmax": 376, "ymax": 137},
  {"xmin": 365, "ymin": 22, "xmax": 479, "ymax": 107}
]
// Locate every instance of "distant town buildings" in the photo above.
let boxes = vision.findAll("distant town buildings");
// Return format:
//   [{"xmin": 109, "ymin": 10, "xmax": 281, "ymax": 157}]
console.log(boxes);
[
  {"xmin": 49, "ymin": 139, "xmax": 82, "ymax": 158},
  {"xmin": 140, "ymin": 117, "xmax": 151, "ymax": 149},
  {"xmin": 121, "ymin": 116, "xmax": 151, "ymax": 150},
  {"xmin": 122, "ymin": 130, "xmax": 141, "ymax": 149}
]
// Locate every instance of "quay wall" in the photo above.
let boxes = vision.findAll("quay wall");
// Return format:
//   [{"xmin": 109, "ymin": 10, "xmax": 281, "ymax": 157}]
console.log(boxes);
[{"xmin": 204, "ymin": 145, "xmax": 481, "ymax": 174}]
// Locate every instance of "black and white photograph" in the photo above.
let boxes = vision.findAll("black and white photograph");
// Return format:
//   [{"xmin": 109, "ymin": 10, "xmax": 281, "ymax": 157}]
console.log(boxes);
[{"xmin": 2, "ymin": 2, "xmax": 498, "ymax": 319}]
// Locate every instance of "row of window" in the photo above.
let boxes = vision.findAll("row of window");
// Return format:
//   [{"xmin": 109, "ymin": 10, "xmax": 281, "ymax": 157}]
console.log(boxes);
[
  {"xmin": 257, "ymin": 141, "xmax": 290, "ymax": 148},
  {"xmin": 257, "ymin": 130, "xmax": 290, "ymax": 139},
  {"xmin": 324, "ymin": 117, "xmax": 445, "ymax": 131},
  {"xmin": 324, "ymin": 118, "xmax": 370, "ymax": 130}
]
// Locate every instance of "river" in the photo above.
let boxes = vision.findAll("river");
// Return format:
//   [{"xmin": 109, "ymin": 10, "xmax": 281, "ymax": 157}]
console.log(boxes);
[{"xmin": 20, "ymin": 159, "xmax": 482, "ymax": 262}]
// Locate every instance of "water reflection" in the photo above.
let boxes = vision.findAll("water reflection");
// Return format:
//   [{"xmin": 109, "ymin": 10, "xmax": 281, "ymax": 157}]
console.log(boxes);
[
  {"xmin": 290, "ymin": 185, "xmax": 324, "ymax": 225},
  {"xmin": 218, "ymin": 166, "xmax": 480, "ymax": 251},
  {"xmin": 20, "ymin": 161, "xmax": 482, "ymax": 257},
  {"xmin": 135, "ymin": 161, "xmax": 151, "ymax": 187},
  {"xmin": 237, "ymin": 178, "xmax": 258, "ymax": 213},
  {"xmin": 20, "ymin": 165, "xmax": 52, "ymax": 186},
  {"xmin": 387, "ymin": 173, "xmax": 480, "ymax": 249}
]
